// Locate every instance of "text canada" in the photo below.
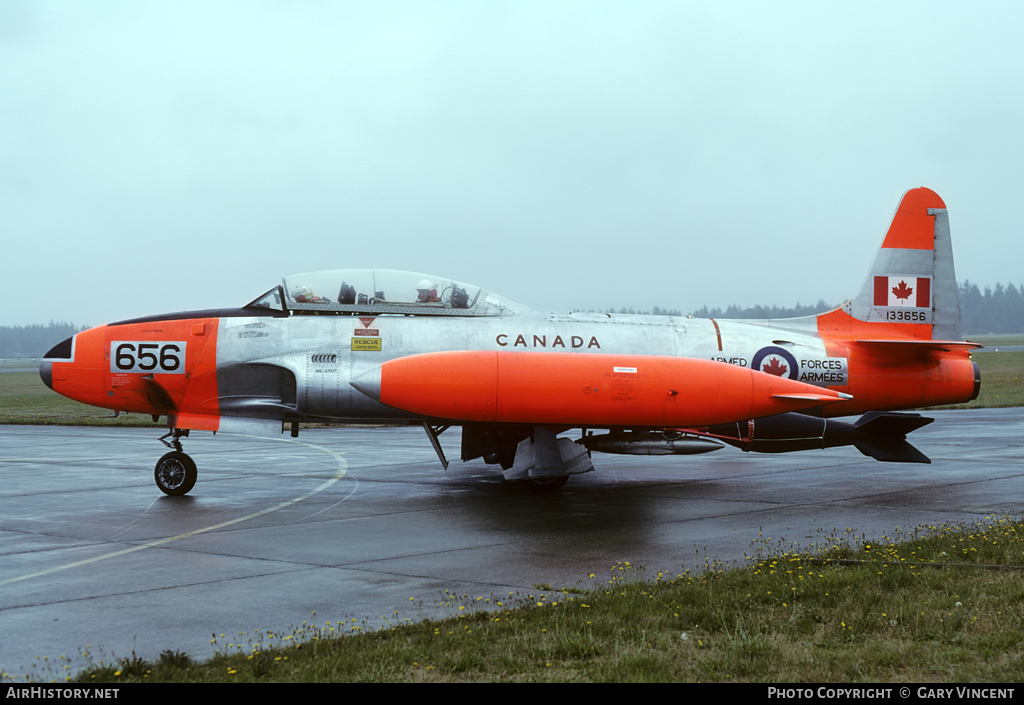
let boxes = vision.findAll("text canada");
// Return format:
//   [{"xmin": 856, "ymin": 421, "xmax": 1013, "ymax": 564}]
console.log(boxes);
[{"xmin": 496, "ymin": 334, "xmax": 601, "ymax": 349}]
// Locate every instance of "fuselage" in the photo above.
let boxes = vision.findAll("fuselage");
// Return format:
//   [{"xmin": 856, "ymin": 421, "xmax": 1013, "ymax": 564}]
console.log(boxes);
[{"xmin": 41, "ymin": 303, "xmax": 979, "ymax": 432}]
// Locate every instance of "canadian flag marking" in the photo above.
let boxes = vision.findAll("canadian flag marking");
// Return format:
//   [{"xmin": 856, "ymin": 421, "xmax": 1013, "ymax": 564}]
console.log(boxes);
[{"xmin": 873, "ymin": 276, "xmax": 931, "ymax": 308}]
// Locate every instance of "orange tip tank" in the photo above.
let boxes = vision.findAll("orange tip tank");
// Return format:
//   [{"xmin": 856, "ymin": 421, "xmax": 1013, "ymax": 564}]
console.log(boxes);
[{"xmin": 352, "ymin": 351, "xmax": 850, "ymax": 426}]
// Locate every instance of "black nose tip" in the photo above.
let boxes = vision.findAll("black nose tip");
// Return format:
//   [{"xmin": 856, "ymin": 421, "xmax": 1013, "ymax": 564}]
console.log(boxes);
[{"xmin": 39, "ymin": 360, "xmax": 53, "ymax": 389}]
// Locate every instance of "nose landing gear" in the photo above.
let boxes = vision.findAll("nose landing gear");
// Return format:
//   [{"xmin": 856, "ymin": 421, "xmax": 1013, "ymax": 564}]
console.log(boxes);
[{"xmin": 155, "ymin": 429, "xmax": 197, "ymax": 496}]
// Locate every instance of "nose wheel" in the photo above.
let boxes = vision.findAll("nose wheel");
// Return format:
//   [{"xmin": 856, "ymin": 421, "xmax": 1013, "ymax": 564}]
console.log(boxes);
[
  {"xmin": 155, "ymin": 451, "xmax": 197, "ymax": 496},
  {"xmin": 155, "ymin": 429, "xmax": 197, "ymax": 496}
]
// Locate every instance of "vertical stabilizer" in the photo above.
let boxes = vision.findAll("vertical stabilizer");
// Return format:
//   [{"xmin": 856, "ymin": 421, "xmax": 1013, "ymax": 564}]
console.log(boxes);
[{"xmin": 830, "ymin": 187, "xmax": 962, "ymax": 341}]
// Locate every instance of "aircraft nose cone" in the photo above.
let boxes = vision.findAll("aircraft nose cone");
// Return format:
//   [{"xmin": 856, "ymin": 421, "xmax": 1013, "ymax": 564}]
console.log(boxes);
[
  {"xmin": 40, "ymin": 336, "xmax": 74, "ymax": 391},
  {"xmin": 39, "ymin": 360, "xmax": 53, "ymax": 390}
]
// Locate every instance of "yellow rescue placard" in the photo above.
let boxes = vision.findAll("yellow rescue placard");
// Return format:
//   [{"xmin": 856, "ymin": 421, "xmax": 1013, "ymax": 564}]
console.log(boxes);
[{"xmin": 351, "ymin": 337, "xmax": 382, "ymax": 351}]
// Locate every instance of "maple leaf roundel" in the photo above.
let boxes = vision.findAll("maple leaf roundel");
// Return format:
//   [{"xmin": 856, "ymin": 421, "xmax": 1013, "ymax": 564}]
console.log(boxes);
[
  {"xmin": 750, "ymin": 346, "xmax": 800, "ymax": 380},
  {"xmin": 891, "ymin": 280, "xmax": 914, "ymax": 300}
]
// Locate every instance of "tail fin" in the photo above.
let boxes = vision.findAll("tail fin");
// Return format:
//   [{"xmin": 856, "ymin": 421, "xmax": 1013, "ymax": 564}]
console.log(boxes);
[{"xmin": 821, "ymin": 187, "xmax": 963, "ymax": 341}]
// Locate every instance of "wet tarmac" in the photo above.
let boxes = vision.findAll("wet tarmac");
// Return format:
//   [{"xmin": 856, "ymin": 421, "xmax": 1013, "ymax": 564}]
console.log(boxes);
[{"xmin": 1, "ymin": 408, "xmax": 1023, "ymax": 677}]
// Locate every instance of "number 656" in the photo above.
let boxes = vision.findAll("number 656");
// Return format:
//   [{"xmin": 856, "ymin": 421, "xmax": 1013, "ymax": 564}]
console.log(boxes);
[{"xmin": 110, "ymin": 341, "xmax": 187, "ymax": 374}]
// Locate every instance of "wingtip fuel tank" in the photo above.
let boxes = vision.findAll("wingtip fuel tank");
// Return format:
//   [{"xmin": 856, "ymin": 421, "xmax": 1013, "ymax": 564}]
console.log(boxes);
[{"xmin": 353, "ymin": 350, "xmax": 851, "ymax": 427}]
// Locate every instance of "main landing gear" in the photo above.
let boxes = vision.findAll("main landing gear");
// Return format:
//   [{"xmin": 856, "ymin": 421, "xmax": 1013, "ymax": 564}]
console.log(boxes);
[
  {"xmin": 155, "ymin": 429, "xmax": 197, "ymax": 496},
  {"xmin": 522, "ymin": 475, "xmax": 569, "ymax": 493}
]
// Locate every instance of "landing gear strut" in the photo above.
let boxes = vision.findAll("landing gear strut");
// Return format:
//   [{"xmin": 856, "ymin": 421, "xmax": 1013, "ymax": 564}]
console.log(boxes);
[
  {"xmin": 155, "ymin": 429, "xmax": 197, "ymax": 496},
  {"xmin": 501, "ymin": 428, "xmax": 592, "ymax": 492}
]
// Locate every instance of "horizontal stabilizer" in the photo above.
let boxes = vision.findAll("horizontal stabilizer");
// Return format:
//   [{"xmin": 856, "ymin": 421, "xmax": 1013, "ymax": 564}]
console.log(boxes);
[
  {"xmin": 856, "ymin": 339, "xmax": 980, "ymax": 347},
  {"xmin": 851, "ymin": 411, "xmax": 933, "ymax": 463},
  {"xmin": 854, "ymin": 438, "xmax": 930, "ymax": 464},
  {"xmin": 852, "ymin": 339, "xmax": 981, "ymax": 362},
  {"xmin": 853, "ymin": 410, "xmax": 933, "ymax": 437}
]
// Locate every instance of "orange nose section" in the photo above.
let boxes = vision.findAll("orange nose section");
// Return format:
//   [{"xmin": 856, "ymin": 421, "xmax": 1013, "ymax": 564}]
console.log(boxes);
[
  {"xmin": 42, "ymin": 326, "xmax": 110, "ymax": 408},
  {"xmin": 41, "ymin": 318, "xmax": 221, "ymax": 421}
]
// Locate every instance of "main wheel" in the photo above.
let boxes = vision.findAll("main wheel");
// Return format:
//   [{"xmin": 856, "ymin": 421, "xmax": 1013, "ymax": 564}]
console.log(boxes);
[
  {"xmin": 523, "ymin": 475, "xmax": 569, "ymax": 493},
  {"xmin": 155, "ymin": 451, "xmax": 197, "ymax": 496}
]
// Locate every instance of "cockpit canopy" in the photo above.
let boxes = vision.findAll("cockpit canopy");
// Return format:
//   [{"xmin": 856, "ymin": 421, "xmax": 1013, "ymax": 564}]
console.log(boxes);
[{"xmin": 246, "ymin": 269, "xmax": 530, "ymax": 317}]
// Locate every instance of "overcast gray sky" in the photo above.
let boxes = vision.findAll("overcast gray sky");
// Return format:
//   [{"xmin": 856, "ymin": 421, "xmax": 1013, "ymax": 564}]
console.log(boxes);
[{"xmin": 2, "ymin": 1, "xmax": 1022, "ymax": 326}]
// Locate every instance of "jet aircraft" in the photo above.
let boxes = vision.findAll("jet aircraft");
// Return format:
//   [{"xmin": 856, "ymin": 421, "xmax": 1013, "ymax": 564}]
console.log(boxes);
[{"xmin": 40, "ymin": 187, "xmax": 980, "ymax": 495}]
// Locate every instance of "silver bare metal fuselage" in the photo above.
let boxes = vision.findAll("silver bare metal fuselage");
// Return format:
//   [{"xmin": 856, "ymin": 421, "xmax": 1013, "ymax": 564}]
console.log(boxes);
[{"xmin": 214, "ymin": 311, "xmax": 836, "ymax": 427}]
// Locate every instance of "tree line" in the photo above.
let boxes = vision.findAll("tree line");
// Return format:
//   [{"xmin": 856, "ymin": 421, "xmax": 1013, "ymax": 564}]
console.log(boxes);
[
  {"xmin": 685, "ymin": 299, "xmax": 834, "ymax": 320},
  {"xmin": 958, "ymin": 281, "xmax": 1024, "ymax": 334},
  {"xmin": 622, "ymin": 282, "xmax": 1024, "ymax": 334},
  {"xmin": 2, "ymin": 283, "xmax": 1022, "ymax": 358},
  {"xmin": 0, "ymin": 323, "xmax": 83, "ymax": 359}
]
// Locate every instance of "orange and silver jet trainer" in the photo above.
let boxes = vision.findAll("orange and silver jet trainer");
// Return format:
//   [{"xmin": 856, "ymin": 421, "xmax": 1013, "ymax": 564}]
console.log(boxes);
[{"xmin": 41, "ymin": 187, "xmax": 980, "ymax": 495}]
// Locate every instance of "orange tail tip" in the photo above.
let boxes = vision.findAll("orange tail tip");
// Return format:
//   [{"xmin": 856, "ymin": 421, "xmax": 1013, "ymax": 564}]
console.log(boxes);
[{"xmin": 880, "ymin": 187, "xmax": 946, "ymax": 251}]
